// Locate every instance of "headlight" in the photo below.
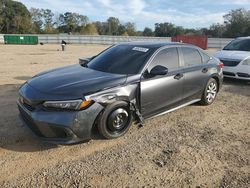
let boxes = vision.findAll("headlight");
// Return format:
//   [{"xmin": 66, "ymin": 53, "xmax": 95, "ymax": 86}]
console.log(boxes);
[
  {"xmin": 242, "ymin": 58, "xmax": 250, "ymax": 65},
  {"xmin": 43, "ymin": 99, "xmax": 93, "ymax": 110}
]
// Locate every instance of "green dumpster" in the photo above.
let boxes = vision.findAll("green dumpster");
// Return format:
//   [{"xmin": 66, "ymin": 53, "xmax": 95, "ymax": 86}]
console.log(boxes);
[{"xmin": 4, "ymin": 35, "xmax": 38, "ymax": 45}]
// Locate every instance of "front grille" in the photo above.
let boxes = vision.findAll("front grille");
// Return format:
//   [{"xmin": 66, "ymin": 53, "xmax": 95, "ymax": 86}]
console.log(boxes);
[
  {"xmin": 237, "ymin": 72, "xmax": 250, "ymax": 78},
  {"xmin": 220, "ymin": 59, "xmax": 241, "ymax": 67},
  {"xmin": 223, "ymin": 71, "xmax": 236, "ymax": 77},
  {"xmin": 18, "ymin": 105, "xmax": 68, "ymax": 139}
]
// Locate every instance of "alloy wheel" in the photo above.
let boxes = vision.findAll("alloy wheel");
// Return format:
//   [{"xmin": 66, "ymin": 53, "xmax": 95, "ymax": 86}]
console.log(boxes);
[{"xmin": 206, "ymin": 81, "xmax": 217, "ymax": 103}]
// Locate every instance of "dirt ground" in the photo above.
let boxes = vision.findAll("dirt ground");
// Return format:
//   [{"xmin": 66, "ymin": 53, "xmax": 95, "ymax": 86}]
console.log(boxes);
[{"xmin": 0, "ymin": 44, "xmax": 249, "ymax": 187}]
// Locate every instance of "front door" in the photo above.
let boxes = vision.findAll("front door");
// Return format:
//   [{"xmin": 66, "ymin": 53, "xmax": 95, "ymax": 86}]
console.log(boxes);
[{"xmin": 140, "ymin": 47, "xmax": 184, "ymax": 118}]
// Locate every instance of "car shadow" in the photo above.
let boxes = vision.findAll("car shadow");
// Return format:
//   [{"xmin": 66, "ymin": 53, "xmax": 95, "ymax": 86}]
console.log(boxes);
[
  {"xmin": 0, "ymin": 84, "xmax": 58, "ymax": 152},
  {"xmin": 223, "ymin": 78, "xmax": 250, "ymax": 97},
  {"xmin": 223, "ymin": 77, "xmax": 250, "ymax": 86},
  {"xmin": 0, "ymin": 84, "xmax": 106, "ymax": 152}
]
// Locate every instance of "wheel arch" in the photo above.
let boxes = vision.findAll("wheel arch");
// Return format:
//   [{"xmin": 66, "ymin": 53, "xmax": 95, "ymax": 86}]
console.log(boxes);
[
  {"xmin": 86, "ymin": 84, "xmax": 145, "ymax": 133},
  {"xmin": 210, "ymin": 74, "xmax": 221, "ymax": 91},
  {"xmin": 96, "ymin": 100, "xmax": 133, "ymax": 139}
]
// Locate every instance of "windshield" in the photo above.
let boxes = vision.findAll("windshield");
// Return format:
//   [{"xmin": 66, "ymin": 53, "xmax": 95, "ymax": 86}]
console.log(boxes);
[
  {"xmin": 223, "ymin": 39, "xmax": 250, "ymax": 51},
  {"xmin": 87, "ymin": 45, "xmax": 155, "ymax": 75}
]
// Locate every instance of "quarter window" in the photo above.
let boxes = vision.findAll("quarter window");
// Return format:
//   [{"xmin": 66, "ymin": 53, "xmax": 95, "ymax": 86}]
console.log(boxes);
[
  {"xmin": 148, "ymin": 47, "xmax": 179, "ymax": 71},
  {"xmin": 181, "ymin": 47, "xmax": 203, "ymax": 66},
  {"xmin": 200, "ymin": 51, "xmax": 211, "ymax": 63}
]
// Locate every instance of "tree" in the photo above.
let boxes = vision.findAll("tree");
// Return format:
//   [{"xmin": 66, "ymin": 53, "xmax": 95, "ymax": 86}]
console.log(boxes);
[
  {"xmin": 175, "ymin": 26, "xmax": 185, "ymax": 36},
  {"xmin": 53, "ymin": 13, "xmax": 61, "ymax": 33},
  {"xmin": 61, "ymin": 12, "xmax": 78, "ymax": 32},
  {"xmin": 30, "ymin": 8, "xmax": 43, "ymax": 33},
  {"xmin": 208, "ymin": 24, "xmax": 226, "ymax": 37},
  {"xmin": 118, "ymin": 24, "xmax": 126, "ymax": 35},
  {"xmin": 223, "ymin": 8, "xmax": 250, "ymax": 37},
  {"xmin": 0, "ymin": 0, "xmax": 32, "ymax": 33},
  {"xmin": 125, "ymin": 22, "xmax": 136, "ymax": 36},
  {"xmin": 94, "ymin": 21, "xmax": 108, "ymax": 35},
  {"xmin": 121, "ymin": 31, "xmax": 128, "ymax": 36},
  {"xmin": 0, "ymin": 2, "xmax": 249, "ymax": 38},
  {"xmin": 58, "ymin": 12, "xmax": 89, "ymax": 33},
  {"xmin": 136, "ymin": 31, "xmax": 143, "ymax": 36},
  {"xmin": 143, "ymin": 27, "xmax": 154, "ymax": 36},
  {"xmin": 154, "ymin": 22, "xmax": 176, "ymax": 37},
  {"xmin": 77, "ymin": 15, "xmax": 88, "ymax": 27},
  {"xmin": 0, "ymin": 15, "xmax": 3, "ymax": 31},
  {"xmin": 42, "ymin": 9, "xmax": 54, "ymax": 33},
  {"xmin": 81, "ymin": 23, "xmax": 98, "ymax": 35},
  {"xmin": 107, "ymin": 17, "xmax": 120, "ymax": 35}
]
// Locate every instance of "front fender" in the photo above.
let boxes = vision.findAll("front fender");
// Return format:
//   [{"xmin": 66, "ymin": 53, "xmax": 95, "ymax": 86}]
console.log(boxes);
[
  {"xmin": 85, "ymin": 84, "xmax": 144, "ymax": 125},
  {"xmin": 85, "ymin": 84, "xmax": 139, "ymax": 105}
]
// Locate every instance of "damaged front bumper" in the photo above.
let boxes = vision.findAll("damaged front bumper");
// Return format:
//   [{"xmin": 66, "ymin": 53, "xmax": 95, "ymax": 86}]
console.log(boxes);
[{"xmin": 17, "ymin": 100, "xmax": 103, "ymax": 144}]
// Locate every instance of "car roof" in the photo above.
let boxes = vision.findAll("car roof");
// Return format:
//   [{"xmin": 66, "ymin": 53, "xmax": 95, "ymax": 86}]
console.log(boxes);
[
  {"xmin": 118, "ymin": 41, "xmax": 194, "ymax": 49},
  {"xmin": 236, "ymin": 36, "xmax": 250, "ymax": 40}
]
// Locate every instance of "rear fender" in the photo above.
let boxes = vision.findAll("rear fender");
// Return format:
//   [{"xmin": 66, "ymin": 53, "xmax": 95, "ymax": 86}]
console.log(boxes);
[{"xmin": 209, "ymin": 73, "xmax": 223, "ymax": 91}]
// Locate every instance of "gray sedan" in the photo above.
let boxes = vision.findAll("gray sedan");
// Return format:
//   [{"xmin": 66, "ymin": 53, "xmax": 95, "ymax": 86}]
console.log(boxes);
[{"xmin": 17, "ymin": 42, "xmax": 223, "ymax": 144}]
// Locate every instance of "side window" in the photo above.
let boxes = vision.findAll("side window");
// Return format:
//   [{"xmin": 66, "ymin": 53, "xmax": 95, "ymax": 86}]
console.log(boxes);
[
  {"xmin": 199, "ymin": 50, "xmax": 211, "ymax": 63},
  {"xmin": 181, "ymin": 47, "xmax": 202, "ymax": 66},
  {"xmin": 148, "ymin": 47, "xmax": 179, "ymax": 71}
]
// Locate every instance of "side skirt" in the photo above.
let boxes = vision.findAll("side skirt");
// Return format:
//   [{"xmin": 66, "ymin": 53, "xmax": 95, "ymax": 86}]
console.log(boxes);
[{"xmin": 149, "ymin": 99, "xmax": 201, "ymax": 119}]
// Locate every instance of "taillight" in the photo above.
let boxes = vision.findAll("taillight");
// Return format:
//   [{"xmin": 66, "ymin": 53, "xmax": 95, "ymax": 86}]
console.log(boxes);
[{"xmin": 218, "ymin": 62, "xmax": 224, "ymax": 69}]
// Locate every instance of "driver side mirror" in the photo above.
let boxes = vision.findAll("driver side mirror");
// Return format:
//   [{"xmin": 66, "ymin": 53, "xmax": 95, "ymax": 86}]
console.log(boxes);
[
  {"xmin": 79, "ymin": 56, "xmax": 97, "ymax": 66},
  {"xmin": 150, "ymin": 65, "xmax": 168, "ymax": 76},
  {"xmin": 79, "ymin": 58, "xmax": 91, "ymax": 66}
]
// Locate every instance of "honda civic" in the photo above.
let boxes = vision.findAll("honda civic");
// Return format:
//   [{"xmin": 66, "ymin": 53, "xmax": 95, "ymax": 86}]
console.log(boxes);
[{"xmin": 17, "ymin": 42, "xmax": 223, "ymax": 144}]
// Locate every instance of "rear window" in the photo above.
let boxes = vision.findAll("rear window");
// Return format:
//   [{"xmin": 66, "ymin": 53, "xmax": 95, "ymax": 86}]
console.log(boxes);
[
  {"xmin": 181, "ymin": 47, "xmax": 202, "ymax": 66},
  {"xmin": 87, "ymin": 45, "xmax": 155, "ymax": 74}
]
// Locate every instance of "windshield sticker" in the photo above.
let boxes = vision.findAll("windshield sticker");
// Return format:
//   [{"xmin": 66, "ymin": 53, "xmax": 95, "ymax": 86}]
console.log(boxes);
[{"xmin": 132, "ymin": 47, "xmax": 149, "ymax": 53}]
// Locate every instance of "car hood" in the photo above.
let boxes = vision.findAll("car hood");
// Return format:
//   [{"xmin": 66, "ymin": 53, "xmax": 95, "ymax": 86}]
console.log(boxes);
[
  {"xmin": 27, "ymin": 64, "xmax": 127, "ymax": 98},
  {"xmin": 214, "ymin": 50, "xmax": 250, "ymax": 61}
]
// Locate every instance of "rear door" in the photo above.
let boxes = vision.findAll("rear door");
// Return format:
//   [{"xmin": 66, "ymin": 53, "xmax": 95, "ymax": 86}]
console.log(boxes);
[
  {"xmin": 179, "ymin": 47, "xmax": 210, "ymax": 102},
  {"xmin": 140, "ymin": 47, "xmax": 184, "ymax": 118}
]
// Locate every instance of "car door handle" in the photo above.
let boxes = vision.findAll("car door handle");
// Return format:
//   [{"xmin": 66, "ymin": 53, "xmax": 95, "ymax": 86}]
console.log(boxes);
[
  {"xmin": 174, "ymin": 73, "xmax": 184, "ymax": 80},
  {"xmin": 202, "ymin": 68, "xmax": 208, "ymax": 73}
]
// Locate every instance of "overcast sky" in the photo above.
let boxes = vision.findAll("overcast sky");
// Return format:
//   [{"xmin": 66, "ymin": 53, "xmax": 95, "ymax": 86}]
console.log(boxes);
[{"xmin": 18, "ymin": 0, "xmax": 250, "ymax": 30}]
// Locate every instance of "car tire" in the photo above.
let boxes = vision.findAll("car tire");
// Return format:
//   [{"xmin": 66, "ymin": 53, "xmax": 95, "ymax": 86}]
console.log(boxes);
[
  {"xmin": 200, "ymin": 78, "xmax": 218, "ymax": 105},
  {"xmin": 98, "ymin": 101, "xmax": 133, "ymax": 139}
]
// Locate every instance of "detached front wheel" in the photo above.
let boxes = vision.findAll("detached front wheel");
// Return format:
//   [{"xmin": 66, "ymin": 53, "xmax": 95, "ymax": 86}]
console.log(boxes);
[
  {"xmin": 200, "ymin": 78, "xmax": 218, "ymax": 105},
  {"xmin": 98, "ymin": 101, "xmax": 133, "ymax": 139}
]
